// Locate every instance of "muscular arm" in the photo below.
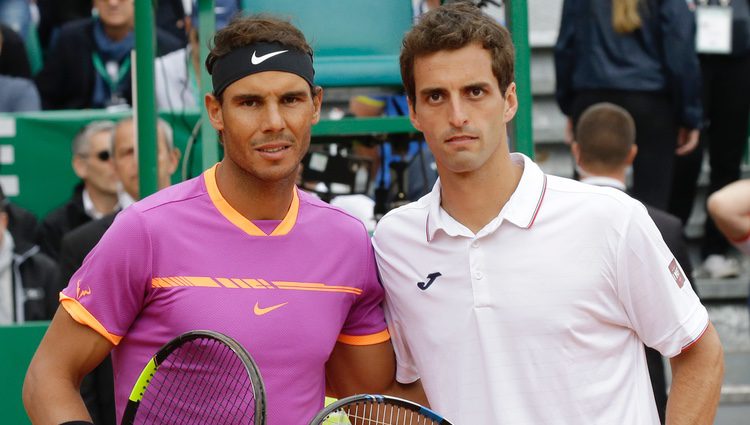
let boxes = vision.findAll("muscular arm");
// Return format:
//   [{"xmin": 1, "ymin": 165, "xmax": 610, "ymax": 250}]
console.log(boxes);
[
  {"xmin": 325, "ymin": 340, "xmax": 428, "ymax": 406},
  {"xmin": 666, "ymin": 322, "xmax": 724, "ymax": 425},
  {"xmin": 23, "ymin": 306, "xmax": 114, "ymax": 425}
]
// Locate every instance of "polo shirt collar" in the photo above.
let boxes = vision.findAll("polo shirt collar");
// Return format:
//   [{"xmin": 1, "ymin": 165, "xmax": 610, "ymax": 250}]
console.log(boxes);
[
  {"xmin": 580, "ymin": 176, "xmax": 626, "ymax": 192},
  {"xmin": 426, "ymin": 153, "xmax": 547, "ymax": 242}
]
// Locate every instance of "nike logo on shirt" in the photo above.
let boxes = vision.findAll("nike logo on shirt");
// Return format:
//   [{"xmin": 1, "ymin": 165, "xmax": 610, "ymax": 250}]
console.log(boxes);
[
  {"xmin": 253, "ymin": 301, "xmax": 288, "ymax": 316},
  {"xmin": 251, "ymin": 50, "xmax": 288, "ymax": 65}
]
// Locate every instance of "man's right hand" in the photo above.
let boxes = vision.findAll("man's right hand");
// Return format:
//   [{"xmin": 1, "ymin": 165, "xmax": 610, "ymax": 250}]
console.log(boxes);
[{"xmin": 676, "ymin": 128, "xmax": 700, "ymax": 156}]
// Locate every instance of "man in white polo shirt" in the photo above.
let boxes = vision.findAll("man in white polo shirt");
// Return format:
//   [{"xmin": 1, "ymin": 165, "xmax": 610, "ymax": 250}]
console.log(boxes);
[{"xmin": 372, "ymin": 2, "xmax": 724, "ymax": 424}]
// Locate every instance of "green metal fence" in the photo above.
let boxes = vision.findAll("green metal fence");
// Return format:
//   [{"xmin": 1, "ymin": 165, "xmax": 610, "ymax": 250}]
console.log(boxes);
[{"xmin": 0, "ymin": 322, "xmax": 49, "ymax": 425}]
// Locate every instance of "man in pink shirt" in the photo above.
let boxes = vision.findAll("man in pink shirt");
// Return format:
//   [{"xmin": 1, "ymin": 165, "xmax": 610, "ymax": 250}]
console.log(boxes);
[{"xmin": 23, "ymin": 14, "xmax": 423, "ymax": 425}]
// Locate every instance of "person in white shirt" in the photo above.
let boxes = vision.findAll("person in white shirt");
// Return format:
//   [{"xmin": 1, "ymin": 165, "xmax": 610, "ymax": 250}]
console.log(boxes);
[
  {"xmin": 571, "ymin": 101, "xmax": 698, "ymax": 424},
  {"xmin": 372, "ymin": 3, "xmax": 724, "ymax": 424}
]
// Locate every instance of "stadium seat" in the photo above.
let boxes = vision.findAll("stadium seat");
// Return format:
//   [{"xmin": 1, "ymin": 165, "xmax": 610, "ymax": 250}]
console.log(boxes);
[{"xmin": 243, "ymin": 0, "xmax": 413, "ymax": 87}]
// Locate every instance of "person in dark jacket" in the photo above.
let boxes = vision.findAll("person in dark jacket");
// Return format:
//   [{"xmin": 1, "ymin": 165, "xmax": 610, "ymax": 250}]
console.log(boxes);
[
  {"xmin": 0, "ymin": 23, "xmax": 31, "ymax": 78},
  {"xmin": 555, "ymin": 0, "xmax": 703, "ymax": 210},
  {"xmin": 35, "ymin": 0, "xmax": 183, "ymax": 110},
  {"xmin": 38, "ymin": 0, "xmax": 188, "ymax": 50},
  {"xmin": 0, "ymin": 186, "xmax": 38, "ymax": 246},
  {"xmin": 0, "ymin": 190, "xmax": 59, "ymax": 324},
  {"xmin": 572, "ymin": 102, "xmax": 697, "ymax": 424},
  {"xmin": 37, "ymin": 121, "xmax": 121, "ymax": 261}
]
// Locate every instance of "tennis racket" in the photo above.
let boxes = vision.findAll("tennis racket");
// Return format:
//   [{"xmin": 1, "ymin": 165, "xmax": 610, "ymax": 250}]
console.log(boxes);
[
  {"xmin": 309, "ymin": 394, "xmax": 453, "ymax": 425},
  {"xmin": 121, "ymin": 330, "xmax": 266, "ymax": 425}
]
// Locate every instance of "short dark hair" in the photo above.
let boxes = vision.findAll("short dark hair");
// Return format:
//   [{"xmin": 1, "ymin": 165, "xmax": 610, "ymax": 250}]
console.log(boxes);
[
  {"xmin": 575, "ymin": 103, "xmax": 636, "ymax": 168},
  {"xmin": 400, "ymin": 1, "xmax": 515, "ymax": 104}
]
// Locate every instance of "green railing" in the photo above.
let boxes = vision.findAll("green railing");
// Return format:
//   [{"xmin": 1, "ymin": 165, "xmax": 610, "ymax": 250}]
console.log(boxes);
[{"xmin": 0, "ymin": 322, "xmax": 49, "ymax": 425}]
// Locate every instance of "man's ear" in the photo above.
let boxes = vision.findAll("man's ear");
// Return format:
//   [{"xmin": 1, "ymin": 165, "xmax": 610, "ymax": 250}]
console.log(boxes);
[
  {"xmin": 571, "ymin": 141, "xmax": 582, "ymax": 167},
  {"xmin": 407, "ymin": 96, "xmax": 422, "ymax": 132},
  {"xmin": 0, "ymin": 211, "xmax": 8, "ymax": 233},
  {"xmin": 625, "ymin": 144, "xmax": 638, "ymax": 166},
  {"xmin": 72, "ymin": 155, "xmax": 87, "ymax": 179},
  {"xmin": 503, "ymin": 82, "xmax": 518, "ymax": 123},
  {"xmin": 205, "ymin": 93, "xmax": 224, "ymax": 134},
  {"xmin": 168, "ymin": 148, "xmax": 182, "ymax": 176},
  {"xmin": 311, "ymin": 86, "xmax": 324, "ymax": 124}
]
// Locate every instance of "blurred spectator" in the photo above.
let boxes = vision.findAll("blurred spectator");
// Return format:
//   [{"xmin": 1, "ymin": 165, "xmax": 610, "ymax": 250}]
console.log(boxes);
[
  {"xmin": 0, "ymin": 27, "xmax": 40, "ymax": 111},
  {"xmin": 555, "ymin": 0, "xmax": 702, "ymax": 210},
  {"xmin": 572, "ymin": 102, "xmax": 695, "ymax": 424},
  {"xmin": 107, "ymin": 118, "xmax": 180, "ymax": 204},
  {"xmin": 0, "ymin": 185, "xmax": 38, "ymax": 248},
  {"xmin": 34, "ymin": 0, "xmax": 182, "ymax": 110},
  {"xmin": 0, "ymin": 0, "xmax": 33, "ymax": 42},
  {"xmin": 707, "ymin": 179, "xmax": 750, "ymax": 257},
  {"xmin": 38, "ymin": 0, "xmax": 188, "ymax": 49},
  {"xmin": 0, "ymin": 75, "xmax": 40, "ymax": 111},
  {"xmin": 57, "ymin": 116, "xmax": 179, "ymax": 425},
  {"xmin": 155, "ymin": 0, "xmax": 189, "ymax": 45},
  {"xmin": 36, "ymin": 0, "xmax": 90, "ymax": 49},
  {"xmin": 37, "ymin": 121, "xmax": 120, "ymax": 261},
  {"xmin": 669, "ymin": 0, "xmax": 750, "ymax": 278},
  {"xmin": 0, "ymin": 189, "xmax": 58, "ymax": 324},
  {"xmin": 155, "ymin": 0, "xmax": 240, "ymax": 110},
  {"xmin": 0, "ymin": 23, "xmax": 32, "ymax": 77}
]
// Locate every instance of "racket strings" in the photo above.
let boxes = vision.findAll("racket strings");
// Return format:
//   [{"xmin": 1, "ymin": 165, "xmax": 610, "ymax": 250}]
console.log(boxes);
[
  {"xmin": 142, "ymin": 335, "xmax": 218, "ymax": 424},
  {"xmin": 325, "ymin": 402, "xmax": 439, "ymax": 425},
  {"xmin": 133, "ymin": 337, "xmax": 258, "ymax": 424}
]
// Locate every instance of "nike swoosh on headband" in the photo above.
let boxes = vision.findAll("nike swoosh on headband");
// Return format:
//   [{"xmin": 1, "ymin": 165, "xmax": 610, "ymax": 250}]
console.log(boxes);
[{"xmin": 251, "ymin": 50, "xmax": 289, "ymax": 65}]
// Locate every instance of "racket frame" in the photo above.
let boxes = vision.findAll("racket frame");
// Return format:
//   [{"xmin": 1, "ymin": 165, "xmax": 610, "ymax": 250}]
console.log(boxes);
[
  {"xmin": 120, "ymin": 329, "xmax": 266, "ymax": 425},
  {"xmin": 308, "ymin": 394, "xmax": 452, "ymax": 425}
]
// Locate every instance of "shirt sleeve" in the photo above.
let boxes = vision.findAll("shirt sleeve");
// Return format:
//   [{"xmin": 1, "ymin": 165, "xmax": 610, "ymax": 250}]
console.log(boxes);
[
  {"xmin": 337, "ymin": 235, "xmax": 389, "ymax": 346},
  {"xmin": 59, "ymin": 208, "xmax": 153, "ymax": 345},
  {"xmin": 615, "ymin": 201, "xmax": 708, "ymax": 358},
  {"xmin": 383, "ymin": 299, "xmax": 419, "ymax": 384}
]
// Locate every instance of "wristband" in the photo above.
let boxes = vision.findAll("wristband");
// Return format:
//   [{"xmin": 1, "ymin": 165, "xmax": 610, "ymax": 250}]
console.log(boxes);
[{"xmin": 60, "ymin": 421, "xmax": 94, "ymax": 425}]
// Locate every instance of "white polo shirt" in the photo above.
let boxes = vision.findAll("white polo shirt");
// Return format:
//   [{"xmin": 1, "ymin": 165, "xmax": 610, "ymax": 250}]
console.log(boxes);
[{"xmin": 372, "ymin": 153, "xmax": 708, "ymax": 424}]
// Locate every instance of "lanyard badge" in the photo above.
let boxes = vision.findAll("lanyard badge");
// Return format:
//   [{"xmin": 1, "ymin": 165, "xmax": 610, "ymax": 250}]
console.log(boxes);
[
  {"xmin": 696, "ymin": 0, "xmax": 733, "ymax": 54},
  {"xmin": 92, "ymin": 52, "xmax": 132, "ymax": 106}
]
